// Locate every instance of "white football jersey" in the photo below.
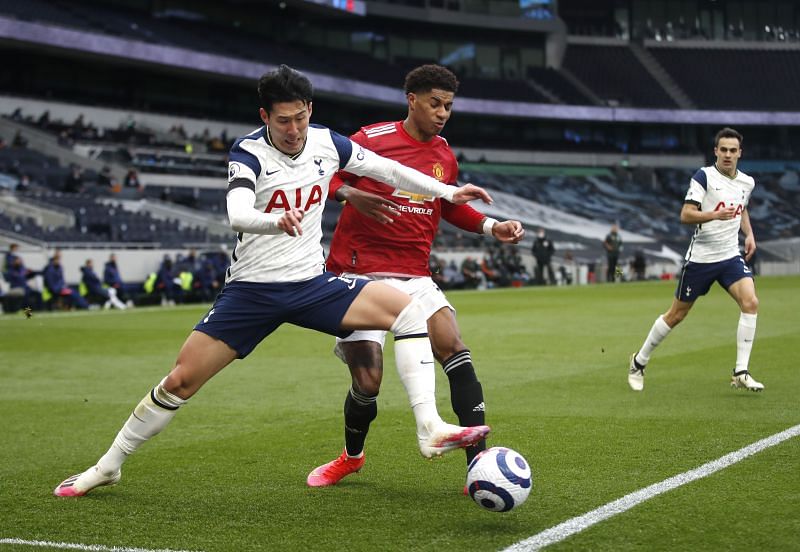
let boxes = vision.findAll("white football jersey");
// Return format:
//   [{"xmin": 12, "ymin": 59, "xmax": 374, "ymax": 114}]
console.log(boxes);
[
  {"xmin": 683, "ymin": 165, "xmax": 755, "ymax": 263},
  {"xmin": 225, "ymin": 124, "xmax": 456, "ymax": 283}
]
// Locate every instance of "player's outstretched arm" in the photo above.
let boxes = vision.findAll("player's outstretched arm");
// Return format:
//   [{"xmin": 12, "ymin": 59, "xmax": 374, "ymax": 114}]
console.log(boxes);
[
  {"xmin": 343, "ymin": 142, "xmax": 491, "ymax": 205},
  {"xmin": 227, "ymin": 187, "xmax": 304, "ymax": 236},
  {"xmin": 336, "ymin": 184, "xmax": 401, "ymax": 224}
]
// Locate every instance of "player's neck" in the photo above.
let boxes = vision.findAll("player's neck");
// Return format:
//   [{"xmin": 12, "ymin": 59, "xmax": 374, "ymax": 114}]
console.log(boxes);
[
  {"xmin": 714, "ymin": 163, "xmax": 737, "ymax": 179},
  {"xmin": 402, "ymin": 118, "xmax": 434, "ymax": 143}
]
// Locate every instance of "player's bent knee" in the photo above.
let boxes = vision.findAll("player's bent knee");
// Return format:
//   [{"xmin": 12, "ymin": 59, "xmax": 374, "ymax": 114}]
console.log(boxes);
[
  {"xmin": 742, "ymin": 295, "xmax": 759, "ymax": 313},
  {"xmin": 162, "ymin": 369, "xmax": 201, "ymax": 400},
  {"xmin": 353, "ymin": 374, "xmax": 381, "ymax": 397},
  {"xmin": 390, "ymin": 298, "xmax": 428, "ymax": 337}
]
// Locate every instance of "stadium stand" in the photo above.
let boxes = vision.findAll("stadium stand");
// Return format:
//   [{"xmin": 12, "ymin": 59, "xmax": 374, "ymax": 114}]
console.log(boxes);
[
  {"xmin": 649, "ymin": 46, "xmax": 800, "ymax": 111},
  {"xmin": 1, "ymin": 0, "xmax": 799, "ymax": 314},
  {"xmin": 563, "ymin": 43, "xmax": 678, "ymax": 108}
]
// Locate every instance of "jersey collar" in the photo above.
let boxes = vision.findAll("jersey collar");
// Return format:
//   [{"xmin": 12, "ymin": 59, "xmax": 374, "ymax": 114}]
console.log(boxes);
[
  {"xmin": 265, "ymin": 126, "xmax": 306, "ymax": 160},
  {"xmin": 713, "ymin": 163, "xmax": 738, "ymax": 180}
]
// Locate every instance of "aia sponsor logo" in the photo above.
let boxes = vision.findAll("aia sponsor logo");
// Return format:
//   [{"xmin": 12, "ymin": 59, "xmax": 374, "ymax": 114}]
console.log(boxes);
[{"xmin": 264, "ymin": 185, "xmax": 323, "ymax": 213}]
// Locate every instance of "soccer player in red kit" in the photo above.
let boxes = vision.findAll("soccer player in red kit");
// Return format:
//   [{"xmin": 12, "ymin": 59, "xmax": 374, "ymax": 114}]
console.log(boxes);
[{"xmin": 307, "ymin": 64, "xmax": 524, "ymax": 487}]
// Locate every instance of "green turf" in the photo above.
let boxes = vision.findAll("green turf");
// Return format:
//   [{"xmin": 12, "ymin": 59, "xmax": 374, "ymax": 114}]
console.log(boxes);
[{"xmin": 1, "ymin": 276, "xmax": 798, "ymax": 551}]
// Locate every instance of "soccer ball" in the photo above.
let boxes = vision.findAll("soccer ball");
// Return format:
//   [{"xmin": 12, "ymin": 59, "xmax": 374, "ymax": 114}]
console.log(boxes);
[{"xmin": 466, "ymin": 446, "xmax": 532, "ymax": 512}]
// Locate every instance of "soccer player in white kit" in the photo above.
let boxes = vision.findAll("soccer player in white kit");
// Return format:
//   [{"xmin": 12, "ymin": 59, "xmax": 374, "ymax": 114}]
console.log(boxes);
[
  {"xmin": 53, "ymin": 65, "xmax": 491, "ymax": 497},
  {"xmin": 628, "ymin": 128, "xmax": 763, "ymax": 392}
]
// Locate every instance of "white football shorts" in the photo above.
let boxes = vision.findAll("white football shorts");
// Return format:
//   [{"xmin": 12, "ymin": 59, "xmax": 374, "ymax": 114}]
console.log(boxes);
[{"xmin": 334, "ymin": 274, "xmax": 454, "ymax": 360}]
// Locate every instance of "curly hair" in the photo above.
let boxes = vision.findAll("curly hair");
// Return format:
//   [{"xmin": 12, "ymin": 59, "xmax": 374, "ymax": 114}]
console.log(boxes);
[{"xmin": 403, "ymin": 64, "xmax": 459, "ymax": 95}]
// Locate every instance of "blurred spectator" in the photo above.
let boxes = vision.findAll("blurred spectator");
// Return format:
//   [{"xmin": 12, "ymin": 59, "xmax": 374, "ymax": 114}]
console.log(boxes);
[
  {"xmin": 429, "ymin": 254, "xmax": 446, "ymax": 290},
  {"xmin": 81, "ymin": 259, "xmax": 127, "ymax": 309},
  {"xmin": 156, "ymin": 256, "xmax": 181, "ymax": 306},
  {"xmin": 631, "ymin": 249, "xmax": 646, "ymax": 281},
  {"xmin": 603, "ymin": 223, "xmax": 623, "ymax": 282},
  {"xmin": 461, "ymin": 256, "xmax": 483, "ymax": 289},
  {"xmin": 42, "ymin": 252, "xmax": 87, "ymax": 310},
  {"xmin": 192, "ymin": 261, "xmax": 220, "ymax": 302},
  {"xmin": 11, "ymin": 130, "xmax": 28, "ymax": 148},
  {"xmin": 103, "ymin": 253, "xmax": 134, "ymax": 306},
  {"xmin": 4, "ymin": 243, "xmax": 21, "ymax": 272},
  {"xmin": 442, "ymin": 260, "xmax": 465, "ymax": 290},
  {"xmin": 3, "ymin": 253, "xmax": 41, "ymax": 312},
  {"xmin": 97, "ymin": 166, "xmax": 120, "ymax": 192},
  {"xmin": 16, "ymin": 173, "xmax": 32, "ymax": 192},
  {"xmin": 531, "ymin": 227, "xmax": 556, "ymax": 285},
  {"xmin": 123, "ymin": 168, "xmax": 142, "ymax": 191},
  {"xmin": 64, "ymin": 165, "xmax": 85, "ymax": 193},
  {"xmin": 36, "ymin": 109, "xmax": 50, "ymax": 128}
]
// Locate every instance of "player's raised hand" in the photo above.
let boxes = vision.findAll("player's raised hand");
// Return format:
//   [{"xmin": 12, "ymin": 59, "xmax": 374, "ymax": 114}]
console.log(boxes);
[
  {"xmin": 451, "ymin": 183, "xmax": 493, "ymax": 205},
  {"xmin": 492, "ymin": 220, "xmax": 525, "ymax": 244},
  {"xmin": 278, "ymin": 208, "xmax": 304, "ymax": 236},
  {"xmin": 341, "ymin": 185, "xmax": 401, "ymax": 224}
]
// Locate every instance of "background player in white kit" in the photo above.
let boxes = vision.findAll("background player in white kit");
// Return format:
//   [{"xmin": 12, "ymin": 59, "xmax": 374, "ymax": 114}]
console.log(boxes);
[
  {"xmin": 53, "ymin": 65, "xmax": 492, "ymax": 497},
  {"xmin": 628, "ymin": 127, "xmax": 763, "ymax": 392}
]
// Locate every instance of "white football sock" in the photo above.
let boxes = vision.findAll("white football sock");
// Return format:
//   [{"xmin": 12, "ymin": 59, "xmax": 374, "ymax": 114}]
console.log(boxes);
[
  {"xmin": 636, "ymin": 315, "xmax": 672, "ymax": 365},
  {"xmin": 391, "ymin": 300, "xmax": 444, "ymax": 438},
  {"xmin": 735, "ymin": 312, "xmax": 757, "ymax": 374},
  {"xmin": 96, "ymin": 377, "xmax": 186, "ymax": 475}
]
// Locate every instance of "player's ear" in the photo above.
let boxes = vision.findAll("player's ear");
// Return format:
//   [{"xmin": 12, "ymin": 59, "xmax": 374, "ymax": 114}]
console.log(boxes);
[
  {"xmin": 307, "ymin": 101, "xmax": 313, "ymax": 118},
  {"xmin": 259, "ymin": 107, "xmax": 269, "ymax": 125},
  {"xmin": 407, "ymin": 92, "xmax": 416, "ymax": 110}
]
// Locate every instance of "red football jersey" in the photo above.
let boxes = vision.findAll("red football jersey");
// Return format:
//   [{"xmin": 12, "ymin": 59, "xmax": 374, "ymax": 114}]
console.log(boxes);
[{"xmin": 327, "ymin": 121, "xmax": 484, "ymax": 276}]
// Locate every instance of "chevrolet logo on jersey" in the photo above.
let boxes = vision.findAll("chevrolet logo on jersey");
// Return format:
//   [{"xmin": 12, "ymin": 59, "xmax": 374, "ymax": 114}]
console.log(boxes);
[
  {"xmin": 392, "ymin": 188, "xmax": 435, "ymax": 204},
  {"xmin": 390, "ymin": 162, "xmax": 444, "ymax": 204}
]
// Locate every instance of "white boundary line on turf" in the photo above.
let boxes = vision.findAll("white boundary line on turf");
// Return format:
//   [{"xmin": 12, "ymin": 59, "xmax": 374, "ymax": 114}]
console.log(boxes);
[
  {"xmin": 0, "ymin": 538, "xmax": 201, "ymax": 552},
  {"xmin": 501, "ymin": 423, "xmax": 800, "ymax": 552},
  {"xmin": 0, "ymin": 304, "xmax": 208, "ymax": 321}
]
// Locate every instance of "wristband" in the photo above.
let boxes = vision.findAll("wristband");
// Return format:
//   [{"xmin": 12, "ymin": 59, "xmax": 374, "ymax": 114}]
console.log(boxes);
[{"xmin": 482, "ymin": 217, "xmax": 498, "ymax": 236}]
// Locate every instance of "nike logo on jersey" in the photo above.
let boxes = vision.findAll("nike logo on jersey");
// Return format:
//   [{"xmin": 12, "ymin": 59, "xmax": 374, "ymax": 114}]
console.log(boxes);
[{"xmin": 265, "ymin": 168, "xmax": 281, "ymax": 176}]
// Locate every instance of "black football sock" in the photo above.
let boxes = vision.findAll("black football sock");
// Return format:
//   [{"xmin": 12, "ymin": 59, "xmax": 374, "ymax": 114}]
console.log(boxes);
[
  {"xmin": 442, "ymin": 350, "xmax": 486, "ymax": 464},
  {"xmin": 343, "ymin": 386, "xmax": 378, "ymax": 457}
]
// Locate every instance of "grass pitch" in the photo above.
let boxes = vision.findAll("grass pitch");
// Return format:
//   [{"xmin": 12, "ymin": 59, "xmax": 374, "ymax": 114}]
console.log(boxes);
[{"xmin": 1, "ymin": 276, "xmax": 798, "ymax": 551}]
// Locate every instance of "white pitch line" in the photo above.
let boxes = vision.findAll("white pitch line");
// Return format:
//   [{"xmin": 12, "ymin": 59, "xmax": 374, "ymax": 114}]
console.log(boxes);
[
  {"xmin": 502, "ymin": 423, "xmax": 800, "ymax": 552},
  {"xmin": 0, "ymin": 538, "xmax": 200, "ymax": 552}
]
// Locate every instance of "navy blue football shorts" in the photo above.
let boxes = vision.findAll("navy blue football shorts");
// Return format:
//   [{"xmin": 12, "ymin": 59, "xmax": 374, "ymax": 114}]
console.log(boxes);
[
  {"xmin": 194, "ymin": 272, "xmax": 369, "ymax": 358},
  {"xmin": 675, "ymin": 255, "xmax": 753, "ymax": 302}
]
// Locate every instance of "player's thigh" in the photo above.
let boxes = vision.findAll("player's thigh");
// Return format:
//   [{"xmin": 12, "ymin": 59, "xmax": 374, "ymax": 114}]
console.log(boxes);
[
  {"xmin": 166, "ymin": 330, "xmax": 238, "ymax": 399},
  {"xmin": 340, "ymin": 281, "xmax": 411, "ymax": 331}
]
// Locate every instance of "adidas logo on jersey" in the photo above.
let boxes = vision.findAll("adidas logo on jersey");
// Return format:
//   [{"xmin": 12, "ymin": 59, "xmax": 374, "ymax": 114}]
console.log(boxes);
[
  {"xmin": 364, "ymin": 123, "xmax": 396, "ymax": 138},
  {"xmin": 472, "ymin": 402, "xmax": 485, "ymax": 412}
]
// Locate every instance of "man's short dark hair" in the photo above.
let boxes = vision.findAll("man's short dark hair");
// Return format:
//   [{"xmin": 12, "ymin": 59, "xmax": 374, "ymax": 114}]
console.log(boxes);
[
  {"xmin": 714, "ymin": 127, "xmax": 743, "ymax": 147},
  {"xmin": 404, "ymin": 64, "xmax": 459, "ymax": 95},
  {"xmin": 257, "ymin": 65, "xmax": 313, "ymax": 113}
]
